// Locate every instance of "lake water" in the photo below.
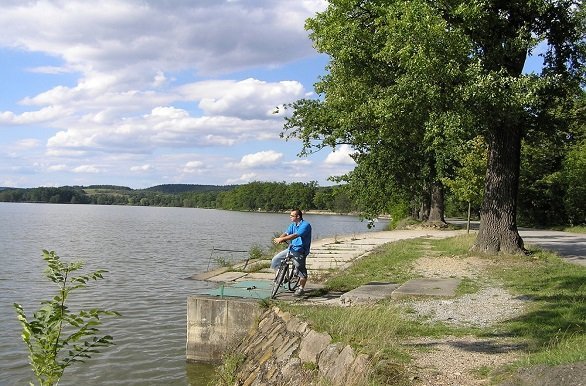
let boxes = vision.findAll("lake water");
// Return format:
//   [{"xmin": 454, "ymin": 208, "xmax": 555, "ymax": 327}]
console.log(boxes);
[{"xmin": 0, "ymin": 203, "xmax": 387, "ymax": 385}]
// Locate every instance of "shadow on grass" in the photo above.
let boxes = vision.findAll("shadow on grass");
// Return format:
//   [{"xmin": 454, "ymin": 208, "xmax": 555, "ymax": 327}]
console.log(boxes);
[
  {"xmin": 497, "ymin": 270, "xmax": 585, "ymax": 349},
  {"xmin": 406, "ymin": 339, "xmax": 527, "ymax": 354}
]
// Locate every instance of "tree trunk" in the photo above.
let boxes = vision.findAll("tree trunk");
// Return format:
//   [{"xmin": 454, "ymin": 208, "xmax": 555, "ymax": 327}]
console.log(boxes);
[
  {"xmin": 466, "ymin": 201, "xmax": 471, "ymax": 234},
  {"xmin": 427, "ymin": 181, "xmax": 447, "ymax": 226},
  {"xmin": 472, "ymin": 126, "xmax": 525, "ymax": 254},
  {"xmin": 419, "ymin": 185, "xmax": 430, "ymax": 221}
]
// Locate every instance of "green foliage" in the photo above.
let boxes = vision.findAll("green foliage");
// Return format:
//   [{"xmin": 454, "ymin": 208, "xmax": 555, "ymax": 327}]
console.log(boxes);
[
  {"xmin": 209, "ymin": 352, "xmax": 246, "ymax": 386},
  {"xmin": 13, "ymin": 250, "xmax": 119, "ymax": 386},
  {"xmin": 248, "ymin": 244, "xmax": 264, "ymax": 260},
  {"xmin": 562, "ymin": 138, "xmax": 586, "ymax": 225},
  {"xmin": 284, "ymin": 0, "xmax": 585, "ymax": 249},
  {"xmin": 442, "ymin": 136, "xmax": 486, "ymax": 210},
  {"xmin": 387, "ymin": 198, "xmax": 413, "ymax": 229},
  {"xmin": 144, "ymin": 183, "xmax": 234, "ymax": 194},
  {"xmin": 0, "ymin": 182, "xmax": 357, "ymax": 214}
]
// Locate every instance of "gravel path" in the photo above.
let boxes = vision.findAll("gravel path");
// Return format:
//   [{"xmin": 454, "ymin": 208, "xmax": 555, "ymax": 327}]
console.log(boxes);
[{"xmin": 404, "ymin": 253, "xmax": 529, "ymax": 385}]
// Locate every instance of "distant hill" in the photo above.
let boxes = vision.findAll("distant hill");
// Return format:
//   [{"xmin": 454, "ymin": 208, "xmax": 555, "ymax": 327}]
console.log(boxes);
[
  {"xmin": 0, "ymin": 187, "xmax": 13, "ymax": 191},
  {"xmin": 85, "ymin": 185, "xmax": 133, "ymax": 191},
  {"xmin": 143, "ymin": 184, "xmax": 237, "ymax": 194}
]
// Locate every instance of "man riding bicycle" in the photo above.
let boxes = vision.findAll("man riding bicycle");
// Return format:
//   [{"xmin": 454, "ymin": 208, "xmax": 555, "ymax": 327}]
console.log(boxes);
[{"xmin": 271, "ymin": 209, "xmax": 312, "ymax": 296}]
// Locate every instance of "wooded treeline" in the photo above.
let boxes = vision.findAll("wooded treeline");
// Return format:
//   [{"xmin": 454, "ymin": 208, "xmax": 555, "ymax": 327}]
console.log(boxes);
[
  {"xmin": 0, "ymin": 182, "xmax": 358, "ymax": 214},
  {"xmin": 0, "ymin": 168, "xmax": 583, "ymax": 226}
]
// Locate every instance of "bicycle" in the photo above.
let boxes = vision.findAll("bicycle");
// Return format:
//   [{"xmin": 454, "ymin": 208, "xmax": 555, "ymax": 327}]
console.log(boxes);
[{"xmin": 270, "ymin": 246, "xmax": 301, "ymax": 299}]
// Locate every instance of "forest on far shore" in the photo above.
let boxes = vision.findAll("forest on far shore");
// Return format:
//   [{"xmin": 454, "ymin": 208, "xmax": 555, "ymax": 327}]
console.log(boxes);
[
  {"xmin": 0, "ymin": 176, "xmax": 583, "ymax": 229},
  {"xmin": 0, "ymin": 182, "xmax": 357, "ymax": 216}
]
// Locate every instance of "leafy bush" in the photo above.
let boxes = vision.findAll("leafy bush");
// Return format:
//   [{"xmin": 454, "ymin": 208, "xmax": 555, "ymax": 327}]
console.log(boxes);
[{"xmin": 13, "ymin": 250, "xmax": 119, "ymax": 386}]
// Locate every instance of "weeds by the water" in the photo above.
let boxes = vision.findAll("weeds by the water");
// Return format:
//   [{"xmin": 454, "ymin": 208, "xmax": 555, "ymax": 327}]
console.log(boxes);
[{"xmin": 209, "ymin": 352, "xmax": 246, "ymax": 386}]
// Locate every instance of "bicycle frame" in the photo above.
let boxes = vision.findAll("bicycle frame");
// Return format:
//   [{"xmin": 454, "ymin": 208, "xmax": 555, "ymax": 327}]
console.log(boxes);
[{"xmin": 270, "ymin": 247, "xmax": 301, "ymax": 299}]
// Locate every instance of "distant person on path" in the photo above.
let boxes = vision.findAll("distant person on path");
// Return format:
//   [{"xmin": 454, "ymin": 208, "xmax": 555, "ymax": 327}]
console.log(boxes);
[{"xmin": 271, "ymin": 209, "xmax": 312, "ymax": 296}]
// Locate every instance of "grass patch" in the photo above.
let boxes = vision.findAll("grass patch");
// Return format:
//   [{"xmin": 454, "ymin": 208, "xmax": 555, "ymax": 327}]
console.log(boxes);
[
  {"xmin": 283, "ymin": 302, "xmax": 454, "ymax": 358},
  {"xmin": 322, "ymin": 239, "xmax": 425, "ymax": 292},
  {"xmin": 551, "ymin": 225, "xmax": 586, "ymax": 234},
  {"xmin": 280, "ymin": 301, "xmax": 457, "ymax": 385},
  {"xmin": 489, "ymin": 249, "xmax": 586, "ymax": 359},
  {"xmin": 428, "ymin": 233, "xmax": 477, "ymax": 256},
  {"xmin": 455, "ymin": 277, "xmax": 481, "ymax": 296},
  {"xmin": 281, "ymin": 233, "xmax": 585, "ymax": 384}
]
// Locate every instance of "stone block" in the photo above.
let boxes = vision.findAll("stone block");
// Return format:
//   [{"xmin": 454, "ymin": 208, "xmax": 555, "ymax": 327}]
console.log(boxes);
[
  {"xmin": 339, "ymin": 282, "xmax": 400, "ymax": 306},
  {"xmin": 347, "ymin": 353, "xmax": 371, "ymax": 385},
  {"xmin": 298, "ymin": 330, "xmax": 332, "ymax": 364},
  {"xmin": 317, "ymin": 343, "xmax": 343, "ymax": 379},
  {"xmin": 275, "ymin": 336, "xmax": 300, "ymax": 362},
  {"xmin": 391, "ymin": 278, "xmax": 460, "ymax": 299},
  {"xmin": 326, "ymin": 345, "xmax": 357, "ymax": 385}
]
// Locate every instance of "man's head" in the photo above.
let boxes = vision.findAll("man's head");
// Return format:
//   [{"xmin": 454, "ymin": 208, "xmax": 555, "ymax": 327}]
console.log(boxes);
[{"xmin": 289, "ymin": 209, "xmax": 303, "ymax": 222}]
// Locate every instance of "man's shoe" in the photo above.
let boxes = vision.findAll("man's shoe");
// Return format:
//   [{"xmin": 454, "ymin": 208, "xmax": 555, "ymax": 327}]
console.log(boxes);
[{"xmin": 294, "ymin": 287, "xmax": 305, "ymax": 296}]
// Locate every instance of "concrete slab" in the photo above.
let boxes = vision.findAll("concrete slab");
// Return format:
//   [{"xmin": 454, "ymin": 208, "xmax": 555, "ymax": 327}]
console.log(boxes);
[
  {"xmin": 339, "ymin": 282, "xmax": 401, "ymax": 305},
  {"xmin": 307, "ymin": 259, "xmax": 350, "ymax": 270},
  {"xmin": 200, "ymin": 285, "xmax": 271, "ymax": 299},
  {"xmin": 315, "ymin": 245, "xmax": 368, "ymax": 251},
  {"xmin": 206, "ymin": 271, "xmax": 248, "ymax": 282},
  {"xmin": 317, "ymin": 250, "xmax": 362, "ymax": 256},
  {"xmin": 271, "ymin": 284, "xmax": 327, "ymax": 301},
  {"xmin": 391, "ymin": 278, "xmax": 460, "ymax": 299},
  {"xmin": 309, "ymin": 254, "xmax": 357, "ymax": 262},
  {"xmin": 238, "ymin": 272, "xmax": 275, "ymax": 281},
  {"xmin": 186, "ymin": 266, "xmax": 230, "ymax": 280},
  {"xmin": 228, "ymin": 280, "xmax": 274, "ymax": 290}
]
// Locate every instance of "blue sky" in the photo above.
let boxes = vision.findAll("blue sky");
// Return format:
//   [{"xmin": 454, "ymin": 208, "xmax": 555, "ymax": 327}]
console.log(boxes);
[
  {"xmin": 0, "ymin": 1, "xmax": 547, "ymax": 190},
  {"xmin": 0, "ymin": 0, "xmax": 359, "ymax": 189}
]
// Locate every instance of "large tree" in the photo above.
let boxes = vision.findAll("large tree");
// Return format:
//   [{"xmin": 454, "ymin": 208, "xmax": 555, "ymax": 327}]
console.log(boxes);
[{"xmin": 284, "ymin": 0, "xmax": 584, "ymax": 254}]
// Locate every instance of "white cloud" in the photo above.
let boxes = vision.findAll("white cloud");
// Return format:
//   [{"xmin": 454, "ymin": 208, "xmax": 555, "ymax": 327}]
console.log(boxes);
[
  {"xmin": 47, "ymin": 164, "xmax": 68, "ymax": 172},
  {"xmin": 130, "ymin": 164, "xmax": 152, "ymax": 172},
  {"xmin": 184, "ymin": 78, "xmax": 305, "ymax": 119},
  {"xmin": 0, "ymin": 1, "xmax": 326, "ymax": 82},
  {"xmin": 238, "ymin": 150, "xmax": 283, "ymax": 168},
  {"xmin": 72, "ymin": 165, "xmax": 101, "ymax": 174},
  {"xmin": 226, "ymin": 172, "xmax": 258, "ymax": 184},
  {"xmin": 14, "ymin": 139, "xmax": 42, "ymax": 149},
  {"xmin": 324, "ymin": 145, "xmax": 356, "ymax": 166},
  {"xmin": 286, "ymin": 159, "xmax": 312, "ymax": 166},
  {"xmin": 183, "ymin": 161, "xmax": 205, "ymax": 173},
  {"xmin": 0, "ymin": 106, "xmax": 68, "ymax": 125},
  {"xmin": 0, "ymin": 1, "xmax": 337, "ymax": 188}
]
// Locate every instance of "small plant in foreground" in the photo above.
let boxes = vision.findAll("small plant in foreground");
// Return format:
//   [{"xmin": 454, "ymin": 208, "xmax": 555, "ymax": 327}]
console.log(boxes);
[
  {"xmin": 13, "ymin": 250, "xmax": 119, "ymax": 386},
  {"xmin": 210, "ymin": 352, "xmax": 245, "ymax": 386}
]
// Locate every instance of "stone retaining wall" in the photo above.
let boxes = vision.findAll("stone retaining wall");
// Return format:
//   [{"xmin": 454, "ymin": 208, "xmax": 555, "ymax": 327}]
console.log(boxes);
[{"xmin": 232, "ymin": 306, "xmax": 371, "ymax": 386}]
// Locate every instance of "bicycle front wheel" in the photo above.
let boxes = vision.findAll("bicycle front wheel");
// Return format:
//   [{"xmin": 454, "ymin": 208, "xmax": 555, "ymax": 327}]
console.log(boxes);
[{"xmin": 271, "ymin": 263, "xmax": 288, "ymax": 299}]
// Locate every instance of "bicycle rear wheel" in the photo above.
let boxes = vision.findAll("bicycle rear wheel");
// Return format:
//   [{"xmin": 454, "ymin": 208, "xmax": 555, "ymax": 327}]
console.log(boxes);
[
  {"xmin": 287, "ymin": 264, "xmax": 301, "ymax": 291},
  {"xmin": 271, "ymin": 263, "xmax": 288, "ymax": 299}
]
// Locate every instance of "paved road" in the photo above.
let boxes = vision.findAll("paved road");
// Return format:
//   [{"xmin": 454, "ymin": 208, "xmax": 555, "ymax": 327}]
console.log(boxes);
[
  {"xmin": 519, "ymin": 228, "xmax": 586, "ymax": 266},
  {"xmin": 450, "ymin": 219, "xmax": 586, "ymax": 266}
]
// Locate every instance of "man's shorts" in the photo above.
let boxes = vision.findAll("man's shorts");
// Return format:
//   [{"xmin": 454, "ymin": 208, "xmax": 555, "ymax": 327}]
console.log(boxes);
[{"xmin": 270, "ymin": 249, "xmax": 308, "ymax": 278}]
